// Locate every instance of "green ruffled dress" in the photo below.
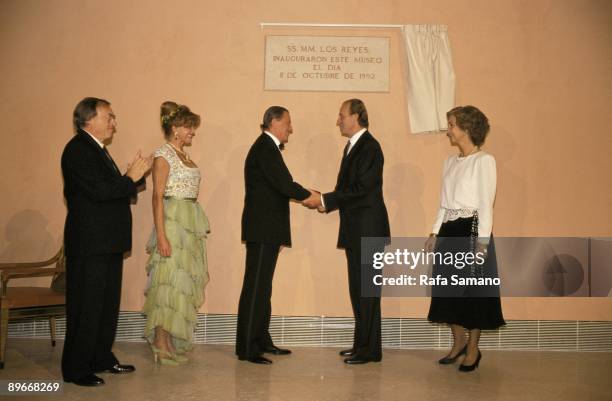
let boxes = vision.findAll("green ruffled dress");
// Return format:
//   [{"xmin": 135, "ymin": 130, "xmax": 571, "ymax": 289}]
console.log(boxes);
[{"xmin": 143, "ymin": 144, "xmax": 210, "ymax": 353}]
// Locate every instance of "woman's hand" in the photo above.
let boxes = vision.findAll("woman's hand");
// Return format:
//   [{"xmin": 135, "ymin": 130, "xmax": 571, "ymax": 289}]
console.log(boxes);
[
  {"xmin": 424, "ymin": 234, "xmax": 437, "ymax": 253},
  {"xmin": 157, "ymin": 235, "xmax": 172, "ymax": 257}
]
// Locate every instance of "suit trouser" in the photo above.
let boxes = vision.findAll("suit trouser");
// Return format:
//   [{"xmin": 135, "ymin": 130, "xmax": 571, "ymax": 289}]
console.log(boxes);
[
  {"xmin": 62, "ymin": 252, "xmax": 122, "ymax": 380},
  {"xmin": 345, "ymin": 246, "xmax": 382, "ymax": 360},
  {"xmin": 235, "ymin": 242, "xmax": 280, "ymax": 358}
]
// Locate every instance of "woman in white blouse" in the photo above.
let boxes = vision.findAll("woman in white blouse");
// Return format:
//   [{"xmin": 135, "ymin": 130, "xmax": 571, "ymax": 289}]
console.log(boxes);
[
  {"xmin": 142, "ymin": 102, "xmax": 210, "ymax": 365},
  {"xmin": 424, "ymin": 105, "xmax": 504, "ymax": 372}
]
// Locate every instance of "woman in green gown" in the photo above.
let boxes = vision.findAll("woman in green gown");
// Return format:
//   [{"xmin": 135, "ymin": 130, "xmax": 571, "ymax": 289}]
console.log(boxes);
[{"xmin": 143, "ymin": 101, "xmax": 210, "ymax": 365}]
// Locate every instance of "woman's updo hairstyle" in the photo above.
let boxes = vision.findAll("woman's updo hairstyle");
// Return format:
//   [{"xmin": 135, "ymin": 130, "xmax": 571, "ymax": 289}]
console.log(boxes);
[{"xmin": 160, "ymin": 101, "xmax": 201, "ymax": 139}]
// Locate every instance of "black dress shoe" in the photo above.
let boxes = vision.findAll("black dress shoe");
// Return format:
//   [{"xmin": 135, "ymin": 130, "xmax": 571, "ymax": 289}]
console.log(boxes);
[
  {"xmin": 339, "ymin": 348, "xmax": 355, "ymax": 357},
  {"xmin": 459, "ymin": 351, "xmax": 482, "ymax": 372},
  {"xmin": 343, "ymin": 356, "xmax": 381, "ymax": 365},
  {"xmin": 65, "ymin": 374, "xmax": 105, "ymax": 387},
  {"xmin": 97, "ymin": 363, "xmax": 136, "ymax": 374},
  {"xmin": 239, "ymin": 355, "xmax": 273, "ymax": 364},
  {"xmin": 438, "ymin": 345, "xmax": 467, "ymax": 365},
  {"xmin": 263, "ymin": 345, "xmax": 291, "ymax": 355}
]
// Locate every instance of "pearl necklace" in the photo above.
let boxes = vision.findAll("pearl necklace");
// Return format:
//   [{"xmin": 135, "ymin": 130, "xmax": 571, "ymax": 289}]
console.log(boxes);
[{"xmin": 168, "ymin": 142, "xmax": 190, "ymax": 161}]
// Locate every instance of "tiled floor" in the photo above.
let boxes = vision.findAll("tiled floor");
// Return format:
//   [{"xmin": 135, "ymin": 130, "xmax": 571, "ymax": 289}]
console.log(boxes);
[{"xmin": 0, "ymin": 339, "xmax": 611, "ymax": 401}]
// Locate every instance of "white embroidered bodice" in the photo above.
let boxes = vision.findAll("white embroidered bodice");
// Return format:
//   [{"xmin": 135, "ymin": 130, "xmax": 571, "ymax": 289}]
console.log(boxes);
[{"xmin": 154, "ymin": 143, "xmax": 201, "ymax": 199}]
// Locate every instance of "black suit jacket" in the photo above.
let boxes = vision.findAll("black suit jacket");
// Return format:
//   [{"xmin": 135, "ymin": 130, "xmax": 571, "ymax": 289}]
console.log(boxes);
[
  {"xmin": 61, "ymin": 129, "xmax": 141, "ymax": 256},
  {"xmin": 323, "ymin": 131, "xmax": 390, "ymax": 249},
  {"xmin": 241, "ymin": 133, "xmax": 310, "ymax": 246}
]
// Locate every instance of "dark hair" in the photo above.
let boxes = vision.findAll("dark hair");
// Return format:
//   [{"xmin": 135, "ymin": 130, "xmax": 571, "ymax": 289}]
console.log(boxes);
[
  {"xmin": 160, "ymin": 101, "xmax": 201, "ymax": 139},
  {"xmin": 260, "ymin": 106, "xmax": 288, "ymax": 131},
  {"xmin": 344, "ymin": 98, "xmax": 369, "ymax": 128},
  {"xmin": 447, "ymin": 105, "xmax": 490, "ymax": 147},
  {"xmin": 73, "ymin": 97, "xmax": 110, "ymax": 132}
]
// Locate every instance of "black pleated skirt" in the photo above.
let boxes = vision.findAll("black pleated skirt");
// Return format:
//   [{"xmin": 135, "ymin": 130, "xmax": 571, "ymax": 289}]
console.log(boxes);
[{"xmin": 427, "ymin": 216, "xmax": 505, "ymax": 330}]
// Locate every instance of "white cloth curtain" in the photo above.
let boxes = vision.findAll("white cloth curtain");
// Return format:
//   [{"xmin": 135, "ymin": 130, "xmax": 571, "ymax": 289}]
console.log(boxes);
[{"xmin": 402, "ymin": 25, "xmax": 456, "ymax": 133}]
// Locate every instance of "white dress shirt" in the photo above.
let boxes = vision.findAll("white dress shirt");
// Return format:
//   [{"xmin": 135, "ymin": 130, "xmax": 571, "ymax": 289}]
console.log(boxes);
[
  {"xmin": 264, "ymin": 131, "xmax": 282, "ymax": 151},
  {"xmin": 346, "ymin": 128, "xmax": 367, "ymax": 155}
]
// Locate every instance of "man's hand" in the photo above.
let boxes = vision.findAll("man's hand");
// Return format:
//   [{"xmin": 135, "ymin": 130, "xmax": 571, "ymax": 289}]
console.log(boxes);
[
  {"xmin": 302, "ymin": 189, "xmax": 322, "ymax": 209},
  {"xmin": 127, "ymin": 151, "xmax": 153, "ymax": 182}
]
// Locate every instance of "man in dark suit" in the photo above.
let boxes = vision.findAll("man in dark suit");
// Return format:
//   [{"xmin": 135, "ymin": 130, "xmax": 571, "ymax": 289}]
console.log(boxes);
[
  {"xmin": 304, "ymin": 99, "xmax": 390, "ymax": 364},
  {"xmin": 61, "ymin": 97, "xmax": 151, "ymax": 386},
  {"xmin": 236, "ymin": 106, "xmax": 318, "ymax": 364}
]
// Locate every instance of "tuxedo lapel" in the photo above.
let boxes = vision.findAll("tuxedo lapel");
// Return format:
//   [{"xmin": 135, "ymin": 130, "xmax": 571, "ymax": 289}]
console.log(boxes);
[
  {"xmin": 261, "ymin": 133, "xmax": 284, "ymax": 155},
  {"xmin": 336, "ymin": 143, "xmax": 350, "ymax": 183},
  {"xmin": 347, "ymin": 131, "xmax": 370, "ymax": 159},
  {"xmin": 336, "ymin": 131, "xmax": 371, "ymax": 184},
  {"xmin": 102, "ymin": 147, "xmax": 121, "ymax": 175},
  {"xmin": 261, "ymin": 133, "xmax": 277, "ymax": 150},
  {"xmin": 77, "ymin": 130, "xmax": 121, "ymax": 176}
]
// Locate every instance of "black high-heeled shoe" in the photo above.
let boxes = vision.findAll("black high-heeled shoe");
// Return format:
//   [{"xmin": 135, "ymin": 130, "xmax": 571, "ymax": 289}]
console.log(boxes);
[
  {"xmin": 438, "ymin": 345, "xmax": 467, "ymax": 365},
  {"xmin": 458, "ymin": 350, "xmax": 481, "ymax": 372}
]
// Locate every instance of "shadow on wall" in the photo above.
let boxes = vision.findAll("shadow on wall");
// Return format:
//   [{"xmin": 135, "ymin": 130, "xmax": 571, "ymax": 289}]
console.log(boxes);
[
  {"xmin": 1, "ymin": 209, "xmax": 58, "ymax": 263},
  {"xmin": 487, "ymin": 123, "xmax": 526, "ymax": 235},
  {"xmin": 295, "ymin": 129, "xmax": 344, "ymax": 313},
  {"xmin": 385, "ymin": 161, "xmax": 426, "ymax": 236},
  {"xmin": 204, "ymin": 120, "xmax": 251, "ymax": 307}
]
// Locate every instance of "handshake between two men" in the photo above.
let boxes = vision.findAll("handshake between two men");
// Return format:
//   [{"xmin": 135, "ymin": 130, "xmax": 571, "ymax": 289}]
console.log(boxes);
[
  {"xmin": 301, "ymin": 189, "xmax": 325, "ymax": 212},
  {"xmin": 236, "ymin": 100, "xmax": 389, "ymax": 365}
]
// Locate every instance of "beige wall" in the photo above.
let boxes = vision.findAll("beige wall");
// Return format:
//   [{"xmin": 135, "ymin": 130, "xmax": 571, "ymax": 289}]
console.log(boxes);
[{"xmin": 1, "ymin": 0, "xmax": 611, "ymax": 320}]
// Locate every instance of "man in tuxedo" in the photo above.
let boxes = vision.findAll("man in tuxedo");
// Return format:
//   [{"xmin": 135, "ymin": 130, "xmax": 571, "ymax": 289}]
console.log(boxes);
[
  {"xmin": 61, "ymin": 97, "xmax": 151, "ymax": 386},
  {"xmin": 236, "ymin": 106, "xmax": 319, "ymax": 364},
  {"xmin": 303, "ymin": 99, "xmax": 390, "ymax": 364}
]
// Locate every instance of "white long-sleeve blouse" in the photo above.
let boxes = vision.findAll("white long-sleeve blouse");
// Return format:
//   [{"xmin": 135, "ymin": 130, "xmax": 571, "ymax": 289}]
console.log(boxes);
[{"xmin": 431, "ymin": 151, "xmax": 497, "ymax": 240}]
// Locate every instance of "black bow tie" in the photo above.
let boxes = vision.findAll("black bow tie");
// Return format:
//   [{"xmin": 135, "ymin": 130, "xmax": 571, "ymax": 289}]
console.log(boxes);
[{"xmin": 279, "ymin": 143, "xmax": 285, "ymax": 151}]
